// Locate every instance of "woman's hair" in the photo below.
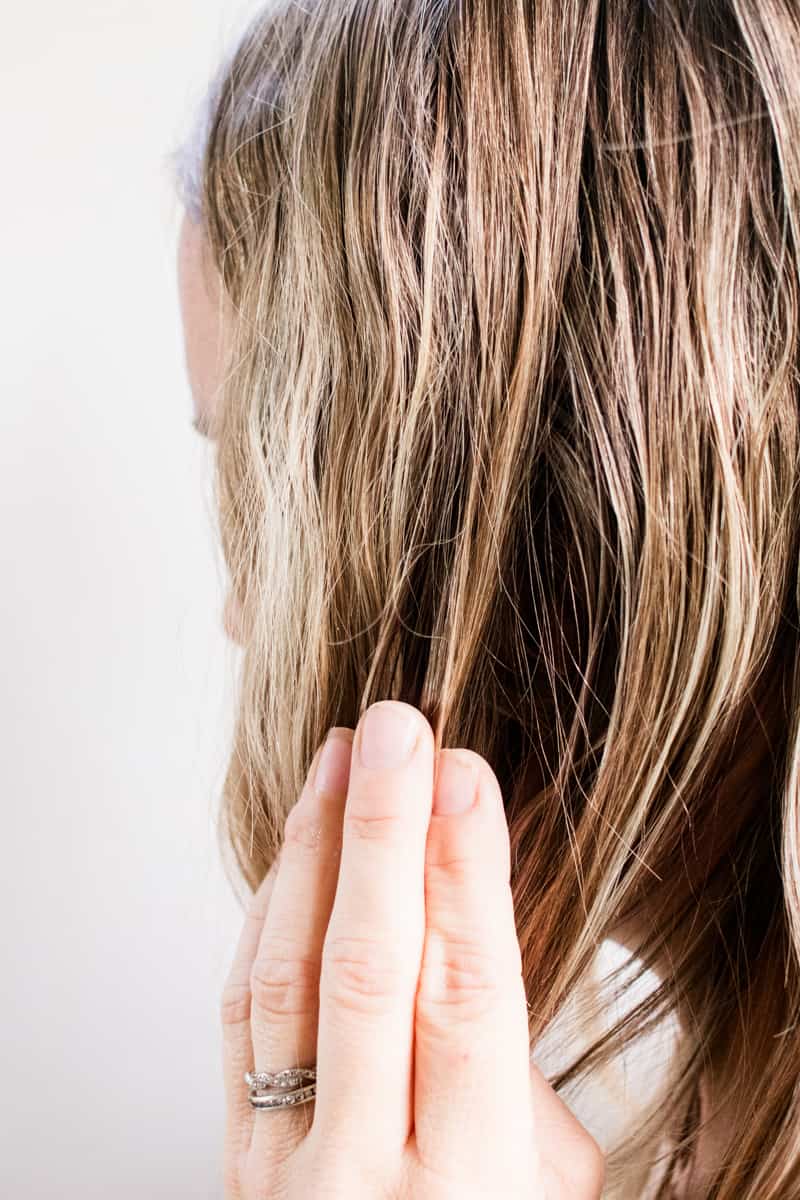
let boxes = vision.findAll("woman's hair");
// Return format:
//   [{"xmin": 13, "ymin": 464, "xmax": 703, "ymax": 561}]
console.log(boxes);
[{"xmin": 178, "ymin": 1, "xmax": 800, "ymax": 1194}]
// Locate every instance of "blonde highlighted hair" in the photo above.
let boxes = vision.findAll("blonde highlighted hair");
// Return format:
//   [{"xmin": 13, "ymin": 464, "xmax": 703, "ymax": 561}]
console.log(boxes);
[{"xmin": 177, "ymin": 1, "xmax": 800, "ymax": 1193}]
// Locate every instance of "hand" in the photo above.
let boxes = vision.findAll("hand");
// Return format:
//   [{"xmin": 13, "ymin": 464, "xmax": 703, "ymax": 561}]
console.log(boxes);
[{"xmin": 221, "ymin": 701, "xmax": 604, "ymax": 1199}]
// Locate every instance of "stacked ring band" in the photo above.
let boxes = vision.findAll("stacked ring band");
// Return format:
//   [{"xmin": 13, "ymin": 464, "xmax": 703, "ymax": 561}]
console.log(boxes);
[{"xmin": 245, "ymin": 1067, "xmax": 318, "ymax": 1111}]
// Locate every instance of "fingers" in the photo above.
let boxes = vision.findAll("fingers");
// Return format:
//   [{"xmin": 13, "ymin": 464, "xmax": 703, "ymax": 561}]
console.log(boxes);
[
  {"xmin": 247, "ymin": 729, "xmax": 354, "ymax": 1167},
  {"xmin": 529, "ymin": 1063, "xmax": 605, "ymax": 1199},
  {"xmin": 220, "ymin": 857, "xmax": 281, "ymax": 1199},
  {"xmin": 411, "ymin": 749, "xmax": 537, "ymax": 1190},
  {"xmin": 312, "ymin": 701, "xmax": 435, "ymax": 1161}
]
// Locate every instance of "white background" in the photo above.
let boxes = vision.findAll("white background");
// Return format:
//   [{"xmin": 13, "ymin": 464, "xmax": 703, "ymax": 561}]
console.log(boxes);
[
  {"xmin": 0, "ymin": 4, "xmax": 670, "ymax": 1197},
  {"xmin": 1, "ymin": 4, "xmax": 261, "ymax": 1196}
]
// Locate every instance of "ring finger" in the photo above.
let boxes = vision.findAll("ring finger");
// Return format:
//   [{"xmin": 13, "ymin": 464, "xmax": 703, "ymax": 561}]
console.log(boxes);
[{"xmin": 246, "ymin": 728, "xmax": 354, "ymax": 1169}]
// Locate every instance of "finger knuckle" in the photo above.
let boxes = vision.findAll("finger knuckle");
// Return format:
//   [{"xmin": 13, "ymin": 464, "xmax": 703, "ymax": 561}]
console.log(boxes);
[
  {"xmin": 220, "ymin": 980, "xmax": 252, "ymax": 1027},
  {"xmin": 283, "ymin": 802, "xmax": 325, "ymax": 853},
  {"xmin": 342, "ymin": 807, "xmax": 408, "ymax": 844},
  {"xmin": 322, "ymin": 934, "xmax": 408, "ymax": 1016},
  {"xmin": 425, "ymin": 851, "xmax": 481, "ymax": 890},
  {"xmin": 249, "ymin": 940, "xmax": 320, "ymax": 1019},
  {"xmin": 417, "ymin": 935, "xmax": 508, "ymax": 1029}
]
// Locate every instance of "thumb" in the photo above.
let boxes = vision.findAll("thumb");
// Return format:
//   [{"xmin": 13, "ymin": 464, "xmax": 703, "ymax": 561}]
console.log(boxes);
[{"xmin": 529, "ymin": 1059, "xmax": 605, "ymax": 1199}]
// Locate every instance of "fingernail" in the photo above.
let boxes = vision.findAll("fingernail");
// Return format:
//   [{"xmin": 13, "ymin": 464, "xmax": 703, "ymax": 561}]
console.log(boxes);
[
  {"xmin": 358, "ymin": 702, "xmax": 421, "ymax": 769},
  {"xmin": 433, "ymin": 751, "xmax": 479, "ymax": 815},
  {"xmin": 313, "ymin": 729, "xmax": 354, "ymax": 796}
]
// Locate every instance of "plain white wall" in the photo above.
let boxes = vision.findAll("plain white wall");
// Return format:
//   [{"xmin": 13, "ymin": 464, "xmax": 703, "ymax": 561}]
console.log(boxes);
[
  {"xmin": 1, "ymin": 5, "xmax": 674, "ymax": 1197},
  {"xmin": 1, "ymin": 4, "xmax": 262, "ymax": 1197}
]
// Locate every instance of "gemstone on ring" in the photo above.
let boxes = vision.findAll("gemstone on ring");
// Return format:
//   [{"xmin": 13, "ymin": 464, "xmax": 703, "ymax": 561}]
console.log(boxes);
[
  {"xmin": 248, "ymin": 1083, "xmax": 317, "ymax": 1109},
  {"xmin": 245, "ymin": 1067, "xmax": 317, "ymax": 1092}
]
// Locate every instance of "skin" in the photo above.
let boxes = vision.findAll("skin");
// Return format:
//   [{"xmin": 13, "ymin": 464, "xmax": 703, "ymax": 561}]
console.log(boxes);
[
  {"xmin": 177, "ymin": 209, "xmax": 606, "ymax": 1198},
  {"xmin": 177, "ymin": 214, "xmax": 243, "ymax": 645}
]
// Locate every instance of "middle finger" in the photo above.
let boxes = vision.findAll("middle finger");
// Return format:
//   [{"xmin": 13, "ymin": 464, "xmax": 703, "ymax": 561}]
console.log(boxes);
[{"xmin": 312, "ymin": 701, "xmax": 435, "ymax": 1162}]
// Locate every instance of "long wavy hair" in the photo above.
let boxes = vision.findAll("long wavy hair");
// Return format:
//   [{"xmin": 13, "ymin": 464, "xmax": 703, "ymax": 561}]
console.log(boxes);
[{"xmin": 174, "ymin": 1, "xmax": 800, "ymax": 1194}]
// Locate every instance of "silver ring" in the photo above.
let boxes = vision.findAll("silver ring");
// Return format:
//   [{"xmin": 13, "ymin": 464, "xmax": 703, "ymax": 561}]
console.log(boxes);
[
  {"xmin": 248, "ymin": 1083, "xmax": 317, "ymax": 1110},
  {"xmin": 245, "ymin": 1067, "xmax": 317, "ymax": 1091},
  {"xmin": 245, "ymin": 1066, "xmax": 317, "ymax": 1112}
]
